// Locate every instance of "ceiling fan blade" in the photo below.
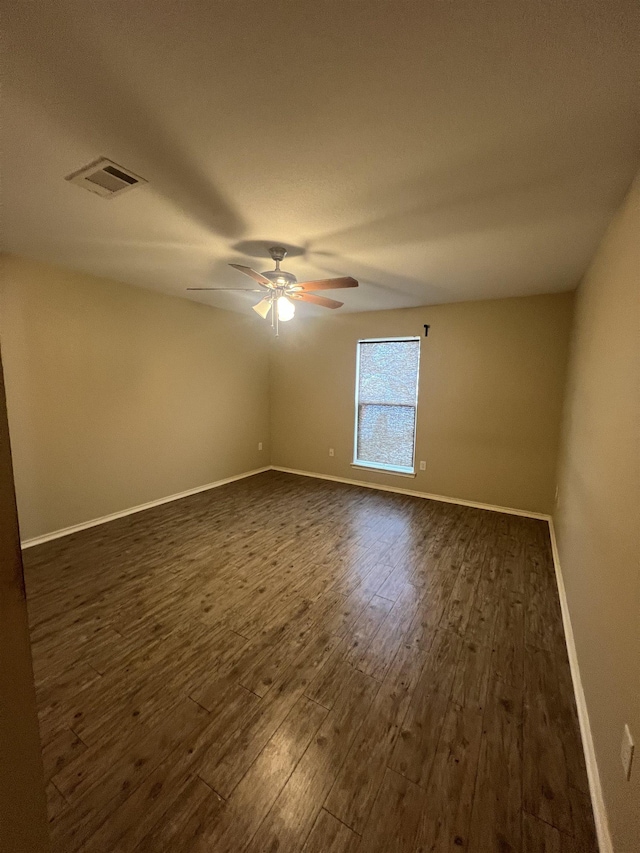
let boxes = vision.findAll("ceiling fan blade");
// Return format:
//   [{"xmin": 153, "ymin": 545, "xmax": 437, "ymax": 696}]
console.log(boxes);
[
  {"xmin": 292, "ymin": 276, "xmax": 358, "ymax": 292},
  {"xmin": 229, "ymin": 264, "xmax": 274, "ymax": 287},
  {"xmin": 252, "ymin": 297, "xmax": 272, "ymax": 319},
  {"xmin": 187, "ymin": 287, "xmax": 266, "ymax": 292},
  {"xmin": 291, "ymin": 293, "xmax": 344, "ymax": 309}
]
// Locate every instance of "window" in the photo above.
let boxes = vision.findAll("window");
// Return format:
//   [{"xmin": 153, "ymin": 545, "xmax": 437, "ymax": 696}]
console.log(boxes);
[{"xmin": 353, "ymin": 337, "xmax": 420, "ymax": 475}]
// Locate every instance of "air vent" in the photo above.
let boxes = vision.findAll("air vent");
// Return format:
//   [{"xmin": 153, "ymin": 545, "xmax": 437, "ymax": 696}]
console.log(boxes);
[{"xmin": 65, "ymin": 157, "xmax": 147, "ymax": 198}]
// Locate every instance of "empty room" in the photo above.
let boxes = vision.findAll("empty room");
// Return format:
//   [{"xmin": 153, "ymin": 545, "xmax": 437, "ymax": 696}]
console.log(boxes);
[{"xmin": 1, "ymin": 2, "xmax": 638, "ymax": 852}]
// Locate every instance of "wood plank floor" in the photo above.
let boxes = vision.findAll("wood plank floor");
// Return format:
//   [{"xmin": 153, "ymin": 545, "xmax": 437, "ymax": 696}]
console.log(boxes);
[{"xmin": 23, "ymin": 470, "xmax": 598, "ymax": 853}]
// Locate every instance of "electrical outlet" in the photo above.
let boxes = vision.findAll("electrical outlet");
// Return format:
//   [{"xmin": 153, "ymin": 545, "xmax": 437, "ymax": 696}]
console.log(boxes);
[
  {"xmin": 258, "ymin": 442, "xmax": 263, "ymax": 451},
  {"xmin": 329, "ymin": 448, "xmax": 335, "ymax": 457},
  {"xmin": 419, "ymin": 461, "xmax": 426, "ymax": 471},
  {"xmin": 621, "ymin": 724, "xmax": 634, "ymax": 781}
]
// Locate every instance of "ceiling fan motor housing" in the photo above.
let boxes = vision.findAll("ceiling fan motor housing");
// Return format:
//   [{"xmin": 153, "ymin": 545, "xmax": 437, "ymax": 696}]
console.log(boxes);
[
  {"xmin": 261, "ymin": 268, "xmax": 298, "ymax": 287},
  {"xmin": 263, "ymin": 247, "xmax": 297, "ymax": 287}
]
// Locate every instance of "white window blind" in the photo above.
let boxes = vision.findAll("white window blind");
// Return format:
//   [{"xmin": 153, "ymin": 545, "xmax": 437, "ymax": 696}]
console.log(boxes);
[{"xmin": 354, "ymin": 338, "xmax": 420, "ymax": 474}]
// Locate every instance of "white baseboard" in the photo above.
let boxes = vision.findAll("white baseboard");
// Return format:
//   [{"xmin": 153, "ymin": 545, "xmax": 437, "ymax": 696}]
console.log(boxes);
[
  {"xmin": 21, "ymin": 463, "xmax": 549, "ymax": 548},
  {"xmin": 548, "ymin": 518, "xmax": 612, "ymax": 853},
  {"xmin": 271, "ymin": 465, "xmax": 550, "ymax": 520},
  {"xmin": 20, "ymin": 466, "xmax": 271, "ymax": 549}
]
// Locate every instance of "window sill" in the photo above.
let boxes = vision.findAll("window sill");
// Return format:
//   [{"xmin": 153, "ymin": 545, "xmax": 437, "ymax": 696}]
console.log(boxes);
[{"xmin": 351, "ymin": 463, "xmax": 416, "ymax": 479}]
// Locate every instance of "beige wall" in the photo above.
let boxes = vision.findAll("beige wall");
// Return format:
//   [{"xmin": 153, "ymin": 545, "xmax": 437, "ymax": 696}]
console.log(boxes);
[
  {"xmin": 0, "ymin": 352, "xmax": 50, "ymax": 852},
  {"xmin": 0, "ymin": 255, "xmax": 270, "ymax": 540},
  {"xmin": 554, "ymin": 176, "xmax": 640, "ymax": 852},
  {"xmin": 270, "ymin": 292, "xmax": 573, "ymax": 514}
]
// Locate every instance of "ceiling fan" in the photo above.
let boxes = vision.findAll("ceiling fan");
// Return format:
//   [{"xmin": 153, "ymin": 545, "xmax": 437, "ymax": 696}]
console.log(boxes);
[{"xmin": 188, "ymin": 246, "xmax": 358, "ymax": 335}]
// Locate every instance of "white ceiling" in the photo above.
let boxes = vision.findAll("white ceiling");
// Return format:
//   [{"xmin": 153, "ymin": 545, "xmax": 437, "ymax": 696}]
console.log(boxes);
[{"xmin": 3, "ymin": 0, "xmax": 639, "ymax": 317}]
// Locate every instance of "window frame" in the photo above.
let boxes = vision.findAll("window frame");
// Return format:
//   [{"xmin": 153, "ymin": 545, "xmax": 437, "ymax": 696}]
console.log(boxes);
[{"xmin": 352, "ymin": 336, "xmax": 421, "ymax": 477}]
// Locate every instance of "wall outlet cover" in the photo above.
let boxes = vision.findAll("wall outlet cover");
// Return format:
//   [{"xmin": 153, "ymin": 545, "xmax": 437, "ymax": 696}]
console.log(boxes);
[
  {"xmin": 329, "ymin": 448, "xmax": 335, "ymax": 457},
  {"xmin": 258, "ymin": 442, "xmax": 263, "ymax": 451},
  {"xmin": 419, "ymin": 461, "xmax": 426, "ymax": 471}
]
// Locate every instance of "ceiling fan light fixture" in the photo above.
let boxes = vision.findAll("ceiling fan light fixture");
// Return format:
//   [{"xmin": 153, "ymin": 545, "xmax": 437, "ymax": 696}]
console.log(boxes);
[
  {"xmin": 277, "ymin": 295, "xmax": 295, "ymax": 322},
  {"xmin": 252, "ymin": 297, "xmax": 272, "ymax": 319}
]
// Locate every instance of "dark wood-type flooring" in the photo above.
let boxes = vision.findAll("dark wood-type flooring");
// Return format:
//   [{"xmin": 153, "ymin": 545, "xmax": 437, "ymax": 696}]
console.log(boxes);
[{"xmin": 23, "ymin": 470, "xmax": 598, "ymax": 852}]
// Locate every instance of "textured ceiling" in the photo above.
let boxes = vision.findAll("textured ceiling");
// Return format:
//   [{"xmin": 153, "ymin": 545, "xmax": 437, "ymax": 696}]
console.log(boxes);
[{"xmin": 3, "ymin": 0, "xmax": 639, "ymax": 317}]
